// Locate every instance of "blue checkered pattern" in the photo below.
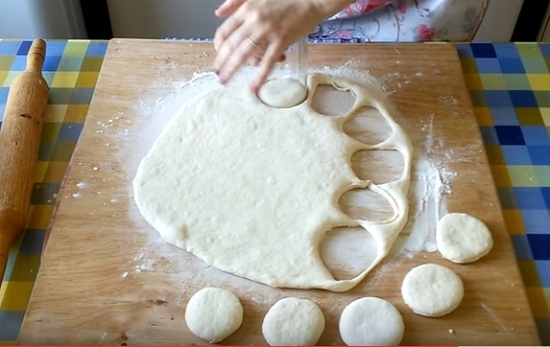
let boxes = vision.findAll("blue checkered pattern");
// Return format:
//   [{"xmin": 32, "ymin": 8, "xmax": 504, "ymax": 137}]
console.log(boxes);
[{"xmin": 457, "ymin": 42, "xmax": 550, "ymax": 344}]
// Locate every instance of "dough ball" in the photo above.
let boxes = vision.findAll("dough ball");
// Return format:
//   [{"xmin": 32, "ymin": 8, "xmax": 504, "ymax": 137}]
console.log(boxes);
[
  {"xmin": 258, "ymin": 77, "xmax": 308, "ymax": 108},
  {"xmin": 436, "ymin": 212, "xmax": 493, "ymax": 263},
  {"xmin": 339, "ymin": 297, "xmax": 404, "ymax": 346},
  {"xmin": 184, "ymin": 287, "xmax": 243, "ymax": 343},
  {"xmin": 262, "ymin": 297, "xmax": 325, "ymax": 345},
  {"xmin": 401, "ymin": 263, "xmax": 463, "ymax": 317}
]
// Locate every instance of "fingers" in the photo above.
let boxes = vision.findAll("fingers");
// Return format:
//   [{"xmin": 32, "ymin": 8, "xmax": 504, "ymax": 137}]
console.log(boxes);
[
  {"xmin": 216, "ymin": 34, "xmax": 265, "ymax": 83},
  {"xmin": 215, "ymin": 30, "xmax": 287, "ymax": 90},
  {"xmin": 214, "ymin": 22, "xmax": 248, "ymax": 72},
  {"xmin": 251, "ymin": 41, "xmax": 285, "ymax": 93},
  {"xmin": 215, "ymin": 6, "xmax": 273, "ymax": 84},
  {"xmin": 213, "ymin": 0, "xmax": 290, "ymax": 91},
  {"xmin": 214, "ymin": 12, "xmax": 244, "ymax": 51},
  {"xmin": 215, "ymin": 0, "xmax": 247, "ymax": 17},
  {"xmin": 247, "ymin": 50, "xmax": 284, "ymax": 66},
  {"xmin": 248, "ymin": 54, "xmax": 262, "ymax": 66}
]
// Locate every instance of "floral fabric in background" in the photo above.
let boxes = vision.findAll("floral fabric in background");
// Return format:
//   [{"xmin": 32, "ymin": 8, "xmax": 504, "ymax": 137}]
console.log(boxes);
[{"xmin": 310, "ymin": 0, "xmax": 488, "ymax": 42}]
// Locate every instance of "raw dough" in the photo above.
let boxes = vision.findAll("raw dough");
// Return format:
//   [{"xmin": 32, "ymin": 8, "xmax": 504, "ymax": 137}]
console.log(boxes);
[
  {"xmin": 133, "ymin": 73, "xmax": 412, "ymax": 292},
  {"xmin": 262, "ymin": 297, "xmax": 325, "ymax": 345},
  {"xmin": 436, "ymin": 212, "xmax": 493, "ymax": 263},
  {"xmin": 184, "ymin": 287, "xmax": 243, "ymax": 343},
  {"xmin": 339, "ymin": 297, "xmax": 404, "ymax": 346},
  {"xmin": 258, "ymin": 77, "xmax": 308, "ymax": 108},
  {"xmin": 401, "ymin": 263, "xmax": 463, "ymax": 317}
]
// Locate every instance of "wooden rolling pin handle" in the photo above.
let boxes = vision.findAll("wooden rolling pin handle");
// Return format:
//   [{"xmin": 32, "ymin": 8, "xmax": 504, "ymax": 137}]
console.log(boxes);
[
  {"xmin": 0, "ymin": 39, "xmax": 49, "ymax": 283},
  {"xmin": 26, "ymin": 39, "xmax": 46, "ymax": 73}
]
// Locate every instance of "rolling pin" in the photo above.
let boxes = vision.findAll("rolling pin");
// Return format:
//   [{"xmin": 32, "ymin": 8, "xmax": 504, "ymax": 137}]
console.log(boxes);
[{"xmin": 0, "ymin": 39, "xmax": 49, "ymax": 285}]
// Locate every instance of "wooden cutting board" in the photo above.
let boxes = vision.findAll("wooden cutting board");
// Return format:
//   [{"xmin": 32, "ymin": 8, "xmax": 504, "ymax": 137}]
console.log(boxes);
[{"xmin": 19, "ymin": 39, "xmax": 540, "ymax": 345}]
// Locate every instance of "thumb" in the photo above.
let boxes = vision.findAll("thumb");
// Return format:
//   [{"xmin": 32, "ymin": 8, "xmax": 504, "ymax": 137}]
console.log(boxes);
[{"xmin": 215, "ymin": 0, "xmax": 248, "ymax": 17}]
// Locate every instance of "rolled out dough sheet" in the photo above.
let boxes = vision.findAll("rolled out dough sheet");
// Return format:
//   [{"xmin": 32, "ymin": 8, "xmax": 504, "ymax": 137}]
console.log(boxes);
[{"xmin": 133, "ymin": 73, "xmax": 413, "ymax": 292}]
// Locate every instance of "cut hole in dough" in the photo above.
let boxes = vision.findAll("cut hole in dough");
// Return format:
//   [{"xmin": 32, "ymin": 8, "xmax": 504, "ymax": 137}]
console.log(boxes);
[
  {"xmin": 258, "ymin": 77, "xmax": 308, "ymax": 108},
  {"xmin": 401, "ymin": 263, "xmax": 464, "ymax": 317},
  {"xmin": 319, "ymin": 226, "xmax": 377, "ymax": 280},
  {"xmin": 262, "ymin": 297, "xmax": 325, "ymax": 345},
  {"xmin": 339, "ymin": 297, "xmax": 405, "ymax": 346},
  {"xmin": 184, "ymin": 287, "xmax": 243, "ymax": 343},
  {"xmin": 339, "ymin": 188, "xmax": 395, "ymax": 222},
  {"xmin": 343, "ymin": 106, "xmax": 393, "ymax": 145},
  {"xmin": 436, "ymin": 212, "xmax": 493, "ymax": 263},
  {"xmin": 351, "ymin": 149, "xmax": 405, "ymax": 183},
  {"xmin": 311, "ymin": 84, "xmax": 356, "ymax": 117}
]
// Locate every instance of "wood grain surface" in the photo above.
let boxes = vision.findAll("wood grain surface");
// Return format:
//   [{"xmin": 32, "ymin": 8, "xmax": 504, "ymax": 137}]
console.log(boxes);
[{"xmin": 19, "ymin": 39, "xmax": 540, "ymax": 345}]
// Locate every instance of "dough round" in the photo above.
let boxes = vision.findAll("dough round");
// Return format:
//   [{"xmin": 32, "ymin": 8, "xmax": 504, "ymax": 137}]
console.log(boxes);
[
  {"xmin": 436, "ymin": 212, "xmax": 493, "ymax": 263},
  {"xmin": 258, "ymin": 77, "xmax": 308, "ymax": 108},
  {"xmin": 401, "ymin": 263, "xmax": 463, "ymax": 317},
  {"xmin": 184, "ymin": 287, "xmax": 243, "ymax": 343},
  {"xmin": 339, "ymin": 297, "xmax": 405, "ymax": 346},
  {"xmin": 262, "ymin": 297, "xmax": 325, "ymax": 345}
]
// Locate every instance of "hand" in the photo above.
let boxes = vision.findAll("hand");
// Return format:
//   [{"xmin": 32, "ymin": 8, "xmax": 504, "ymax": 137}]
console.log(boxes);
[{"xmin": 213, "ymin": 0, "xmax": 352, "ymax": 93}]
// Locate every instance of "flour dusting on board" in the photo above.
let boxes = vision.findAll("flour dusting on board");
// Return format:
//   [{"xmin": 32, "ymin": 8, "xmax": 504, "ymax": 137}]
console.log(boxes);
[
  {"xmin": 399, "ymin": 113, "xmax": 456, "ymax": 255},
  {"xmin": 101, "ymin": 62, "xmax": 455, "ymax": 283}
]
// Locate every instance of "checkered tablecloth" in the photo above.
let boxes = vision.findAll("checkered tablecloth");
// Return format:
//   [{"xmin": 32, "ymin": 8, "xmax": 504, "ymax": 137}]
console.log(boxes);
[
  {"xmin": 456, "ymin": 42, "xmax": 550, "ymax": 344},
  {"xmin": 0, "ymin": 39, "xmax": 108, "ymax": 343},
  {"xmin": 0, "ymin": 39, "xmax": 548, "ymax": 344}
]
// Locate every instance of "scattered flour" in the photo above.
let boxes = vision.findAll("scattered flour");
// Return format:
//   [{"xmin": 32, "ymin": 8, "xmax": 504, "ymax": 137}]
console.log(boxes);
[
  {"xmin": 399, "ymin": 113, "xmax": 457, "ymax": 255},
  {"xmin": 76, "ymin": 182, "xmax": 88, "ymax": 189}
]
